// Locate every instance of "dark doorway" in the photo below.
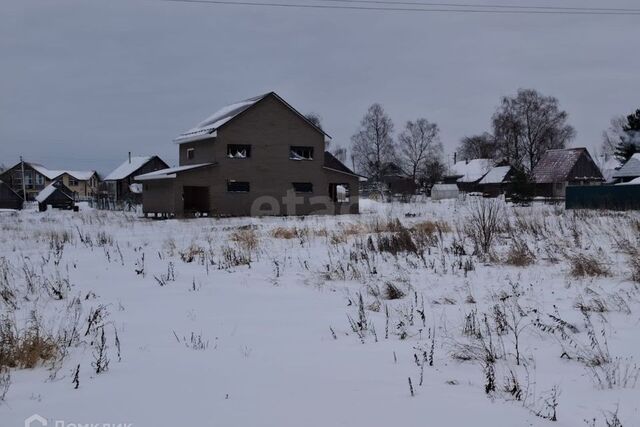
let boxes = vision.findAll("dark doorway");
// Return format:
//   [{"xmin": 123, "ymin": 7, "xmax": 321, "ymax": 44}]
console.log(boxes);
[{"xmin": 183, "ymin": 186, "xmax": 209, "ymax": 215}]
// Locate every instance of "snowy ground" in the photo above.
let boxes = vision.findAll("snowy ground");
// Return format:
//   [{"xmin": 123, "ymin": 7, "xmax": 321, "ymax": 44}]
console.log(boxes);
[{"xmin": 1, "ymin": 199, "xmax": 639, "ymax": 427}]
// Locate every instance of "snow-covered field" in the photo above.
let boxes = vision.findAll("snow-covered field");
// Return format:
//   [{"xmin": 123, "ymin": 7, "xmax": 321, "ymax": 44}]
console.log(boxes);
[{"xmin": 1, "ymin": 199, "xmax": 639, "ymax": 427}]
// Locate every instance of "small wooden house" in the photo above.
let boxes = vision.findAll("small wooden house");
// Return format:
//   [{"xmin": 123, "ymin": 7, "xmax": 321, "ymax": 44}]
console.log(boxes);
[
  {"xmin": 36, "ymin": 181, "xmax": 75, "ymax": 211},
  {"xmin": 103, "ymin": 155, "xmax": 169, "ymax": 203},
  {"xmin": 0, "ymin": 180, "xmax": 23, "ymax": 210},
  {"xmin": 531, "ymin": 148, "xmax": 603, "ymax": 199}
]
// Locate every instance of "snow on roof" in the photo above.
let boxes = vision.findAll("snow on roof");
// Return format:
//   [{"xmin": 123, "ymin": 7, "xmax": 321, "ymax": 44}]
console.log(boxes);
[
  {"xmin": 35, "ymin": 183, "xmax": 59, "ymax": 203},
  {"xmin": 174, "ymin": 94, "xmax": 269, "ymax": 144},
  {"xmin": 612, "ymin": 153, "xmax": 640, "ymax": 179},
  {"xmin": 29, "ymin": 163, "xmax": 61, "ymax": 180},
  {"xmin": 135, "ymin": 163, "xmax": 213, "ymax": 181},
  {"xmin": 597, "ymin": 156, "xmax": 621, "ymax": 183},
  {"xmin": 448, "ymin": 159, "xmax": 493, "ymax": 183},
  {"xmin": 479, "ymin": 166, "xmax": 512, "ymax": 185},
  {"xmin": 60, "ymin": 170, "xmax": 96, "ymax": 180},
  {"xmin": 28, "ymin": 163, "xmax": 95, "ymax": 181},
  {"xmin": 616, "ymin": 176, "xmax": 640, "ymax": 186},
  {"xmin": 104, "ymin": 157, "xmax": 153, "ymax": 181}
]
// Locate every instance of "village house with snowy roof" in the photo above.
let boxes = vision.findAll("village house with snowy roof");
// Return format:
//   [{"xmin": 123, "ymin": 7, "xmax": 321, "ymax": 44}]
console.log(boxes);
[
  {"xmin": 0, "ymin": 161, "xmax": 99, "ymax": 201},
  {"xmin": 103, "ymin": 155, "xmax": 169, "ymax": 203},
  {"xmin": 136, "ymin": 92, "xmax": 363, "ymax": 217}
]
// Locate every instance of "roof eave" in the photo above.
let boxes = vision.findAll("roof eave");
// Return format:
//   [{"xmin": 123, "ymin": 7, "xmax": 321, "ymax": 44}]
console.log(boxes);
[{"xmin": 323, "ymin": 166, "xmax": 367, "ymax": 181}]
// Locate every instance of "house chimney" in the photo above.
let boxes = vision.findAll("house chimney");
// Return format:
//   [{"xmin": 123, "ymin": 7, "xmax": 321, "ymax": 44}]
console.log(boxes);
[
  {"xmin": 128, "ymin": 152, "xmax": 131, "ymax": 164},
  {"xmin": 465, "ymin": 158, "xmax": 469, "ymax": 165},
  {"xmin": 453, "ymin": 152, "xmax": 457, "ymax": 164}
]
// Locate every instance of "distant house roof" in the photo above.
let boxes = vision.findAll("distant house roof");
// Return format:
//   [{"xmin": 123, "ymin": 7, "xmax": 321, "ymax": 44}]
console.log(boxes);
[
  {"xmin": 597, "ymin": 156, "xmax": 621, "ymax": 183},
  {"xmin": 532, "ymin": 148, "xmax": 602, "ymax": 184},
  {"xmin": 104, "ymin": 156, "xmax": 155, "ymax": 181},
  {"xmin": 173, "ymin": 92, "xmax": 330, "ymax": 144},
  {"xmin": 135, "ymin": 163, "xmax": 214, "ymax": 181},
  {"xmin": 612, "ymin": 153, "xmax": 640, "ymax": 179},
  {"xmin": 616, "ymin": 176, "xmax": 640, "ymax": 186},
  {"xmin": 28, "ymin": 163, "xmax": 96, "ymax": 181},
  {"xmin": 479, "ymin": 165, "xmax": 512, "ymax": 185},
  {"xmin": 323, "ymin": 152, "xmax": 366, "ymax": 180},
  {"xmin": 447, "ymin": 159, "xmax": 493, "ymax": 183}
]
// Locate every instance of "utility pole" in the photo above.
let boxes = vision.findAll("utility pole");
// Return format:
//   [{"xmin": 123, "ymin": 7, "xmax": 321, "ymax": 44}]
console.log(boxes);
[{"xmin": 20, "ymin": 156, "xmax": 26, "ymax": 200}]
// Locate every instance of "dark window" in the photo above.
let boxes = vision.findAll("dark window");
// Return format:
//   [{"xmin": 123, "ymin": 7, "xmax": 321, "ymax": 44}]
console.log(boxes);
[
  {"xmin": 290, "ymin": 146, "xmax": 314, "ymax": 160},
  {"xmin": 69, "ymin": 178, "xmax": 79, "ymax": 186},
  {"xmin": 292, "ymin": 182, "xmax": 313, "ymax": 193},
  {"xmin": 227, "ymin": 144, "xmax": 251, "ymax": 159},
  {"xmin": 187, "ymin": 148, "xmax": 195, "ymax": 160},
  {"xmin": 329, "ymin": 183, "xmax": 350, "ymax": 203},
  {"xmin": 227, "ymin": 181, "xmax": 250, "ymax": 192}
]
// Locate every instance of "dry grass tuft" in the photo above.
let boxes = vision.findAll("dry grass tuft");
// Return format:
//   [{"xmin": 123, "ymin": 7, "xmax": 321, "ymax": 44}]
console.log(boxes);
[
  {"xmin": 383, "ymin": 282, "xmax": 405, "ymax": 300},
  {"xmin": 230, "ymin": 228, "xmax": 260, "ymax": 253},
  {"xmin": 412, "ymin": 220, "xmax": 451, "ymax": 235},
  {"xmin": 569, "ymin": 254, "xmax": 610, "ymax": 278},
  {"xmin": 0, "ymin": 316, "xmax": 59, "ymax": 370},
  {"xmin": 505, "ymin": 239, "xmax": 536, "ymax": 267},
  {"xmin": 271, "ymin": 227, "xmax": 306, "ymax": 239}
]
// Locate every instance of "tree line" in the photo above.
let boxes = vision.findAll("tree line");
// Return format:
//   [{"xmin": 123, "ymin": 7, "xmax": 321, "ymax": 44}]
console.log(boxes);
[{"xmin": 327, "ymin": 88, "xmax": 640, "ymax": 187}]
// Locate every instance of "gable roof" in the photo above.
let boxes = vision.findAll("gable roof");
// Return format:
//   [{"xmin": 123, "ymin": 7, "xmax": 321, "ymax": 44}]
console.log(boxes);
[
  {"xmin": 174, "ymin": 92, "xmax": 330, "ymax": 144},
  {"xmin": 23, "ymin": 163, "xmax": 95, "ymax": 181},
  {"xmin": 479, "ymin": 165, "xmax": 512, "ymax": 185},
  {"xmin": 447, "ymin": 159, "xmax": 493, "ymax": 183},
  {"xmin": 532, "ymin": 148, "xmax": 602, "ymax": 183},
  {"xmin": 612, "ymin": 153, "xmax": 640, "ymax": 179},
  {"xmin": 35, "ymin": 181, "xmax": 74, "ymax": 203},
  {"xmin": 104, "ymin": 156, "xmax": 158, "ymax": 181},
  {"xmin": 0, "ymin": 180, "xmax": 23, "ymax": 200},
  {"xmin": 323, "ymin": 152, "xmax": 366, "ymax": 180},
  {"xmin": 58, "ymin": 170, "xmax": 97, "ymax": 181}
]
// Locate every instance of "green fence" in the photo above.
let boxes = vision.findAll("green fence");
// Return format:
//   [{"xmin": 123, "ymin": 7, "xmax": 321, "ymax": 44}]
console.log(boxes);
[{"xmin": 566, "ymin": 185, "xmax": 640, "ymax": 210}]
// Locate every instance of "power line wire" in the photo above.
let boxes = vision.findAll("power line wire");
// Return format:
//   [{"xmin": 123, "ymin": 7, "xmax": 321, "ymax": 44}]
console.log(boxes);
[
  {"xmin": 319, "ymin": 0, "xmax": 640, "ymax": 13},
  {"xmin": 161, "ymin": 0, "xmax": 640, "ymax": 15}
]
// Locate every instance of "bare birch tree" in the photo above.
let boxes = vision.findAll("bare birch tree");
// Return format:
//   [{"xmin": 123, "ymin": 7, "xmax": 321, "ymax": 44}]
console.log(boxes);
[
  {"xmin": 351, "ymin": 103, "xmax": 395, "ymax": 181},
  {"xmin": 397, "ymin": 118, "xmax": 442, "ymax": 183}
]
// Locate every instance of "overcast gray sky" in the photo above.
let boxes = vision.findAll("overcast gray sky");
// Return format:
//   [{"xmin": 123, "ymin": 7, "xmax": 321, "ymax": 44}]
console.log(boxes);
[{"xmin": 1, "ymin": 0, "xmax": 639, "ymax": 174}]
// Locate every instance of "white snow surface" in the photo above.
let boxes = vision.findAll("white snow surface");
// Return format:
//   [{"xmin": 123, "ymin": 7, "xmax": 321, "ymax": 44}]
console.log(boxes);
[
  {"xmin": 134, "ymin": 163, "xmax": 213, "ymax": 180},
  {"xmin": 1, "ymin": 199, "xmax": 640, "ymax": 427},
  {"xmin": 449, "ymin": 159, "xmax": 493, "ymax": 183},
  {"xmin": 104, "ymin": 157, "xmax": 153, "ymax": 181}
]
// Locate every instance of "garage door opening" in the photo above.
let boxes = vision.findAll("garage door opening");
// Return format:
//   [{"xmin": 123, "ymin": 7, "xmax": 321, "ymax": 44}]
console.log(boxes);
[{"xmin": 183, "ymin": 186, "xmax": 209, "ymax": 216}]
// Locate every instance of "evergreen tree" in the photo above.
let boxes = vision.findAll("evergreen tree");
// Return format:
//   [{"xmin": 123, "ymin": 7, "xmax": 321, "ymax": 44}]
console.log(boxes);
[{"xmin": 614, "ymin": 109, "xmax": 640, "ymax": 163}]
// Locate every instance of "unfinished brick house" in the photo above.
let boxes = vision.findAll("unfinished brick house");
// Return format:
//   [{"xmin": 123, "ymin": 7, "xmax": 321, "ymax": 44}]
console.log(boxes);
[{"xmin": 137, "ymin": 92, "xmax": 362, "ymax": 217}]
